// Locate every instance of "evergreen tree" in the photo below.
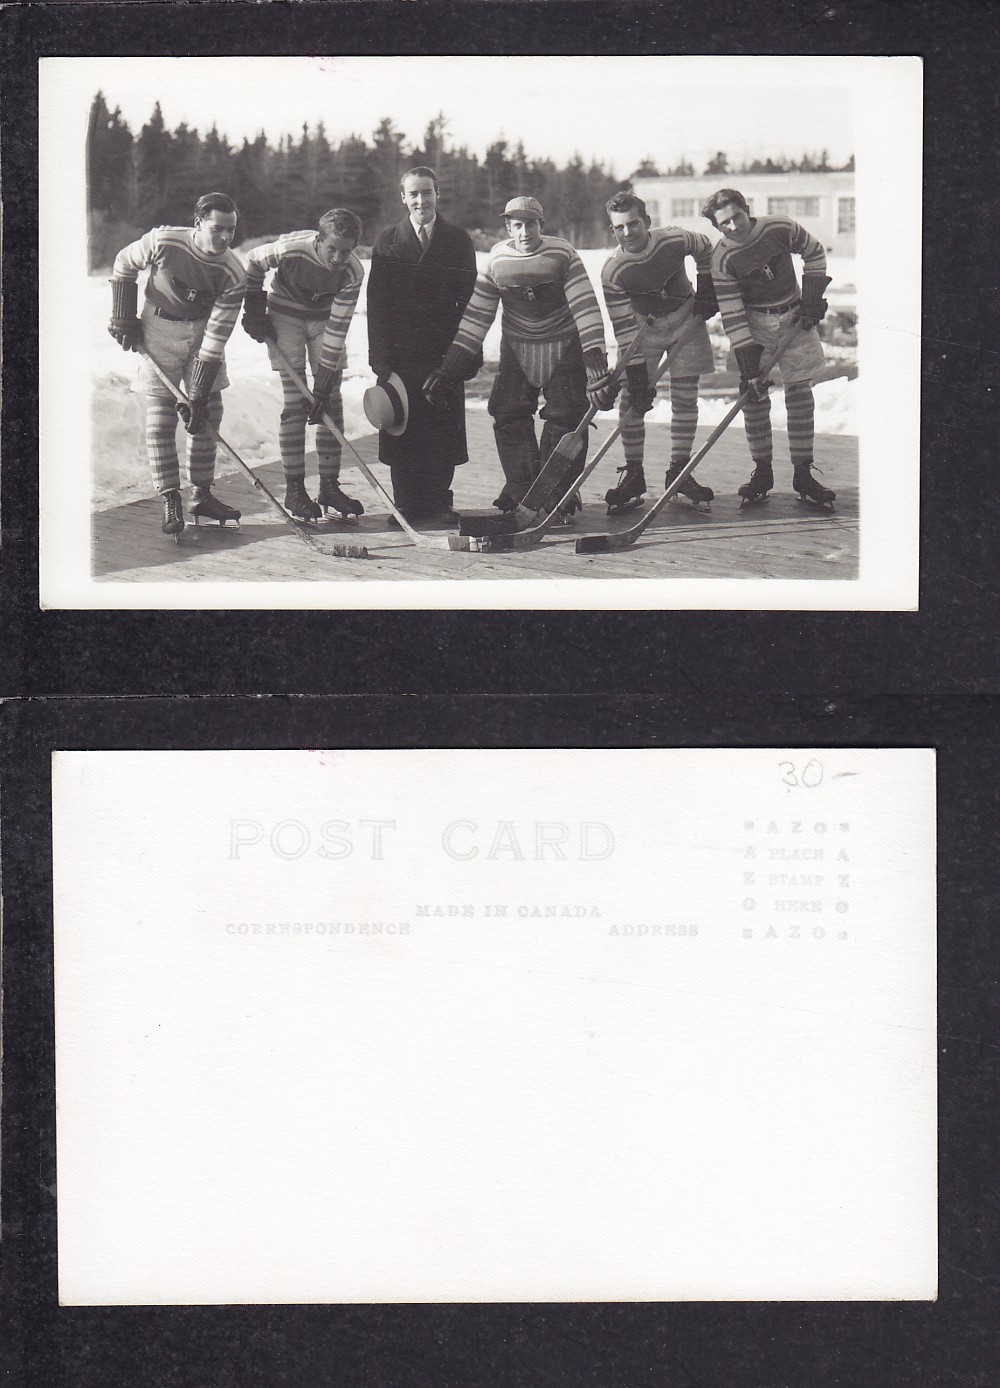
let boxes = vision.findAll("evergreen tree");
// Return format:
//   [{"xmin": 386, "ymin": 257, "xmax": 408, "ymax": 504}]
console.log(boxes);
[
  {"xmin": 134, "ymin": 102, "xmax": 173, "ymax": 225},
  {"xmin": 87, "ymin": 91, "xmax": 134, "ymax": 216},
  {"xmin": 703, "ymin": 150, "xmax": 729, "ymax": 176}
]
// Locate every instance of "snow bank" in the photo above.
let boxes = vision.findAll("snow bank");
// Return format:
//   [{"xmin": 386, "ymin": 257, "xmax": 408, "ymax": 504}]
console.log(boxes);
[{"xmin": 89, "ymin": 250, "xmax": 856, "ymax": 509}]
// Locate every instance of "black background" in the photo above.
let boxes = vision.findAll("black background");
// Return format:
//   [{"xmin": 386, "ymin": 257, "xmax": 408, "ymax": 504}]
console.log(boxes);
[{"xmin": 2, "ymin": 2, "xmax": 998, "ymax": 1385}]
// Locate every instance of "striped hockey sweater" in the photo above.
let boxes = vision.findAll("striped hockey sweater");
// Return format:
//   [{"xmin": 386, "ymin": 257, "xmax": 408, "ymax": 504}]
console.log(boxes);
[
  {"xmin": 602, "ymin": 226, "xmax": 713, "ymax": 348},
  {"xmin": 244, "ymin": 232, "xmax": 364, "ymax": 369},
  {"xmin": 710, "ymin": 214, "xmax": 827, "ymax": 348},
  {"xmin": 112, "ymin": 226, "xmax": 246, "ymax": 363},
  {"xmin": 452, "ymin": 236, "xmax": 606, "ymax": 358}
]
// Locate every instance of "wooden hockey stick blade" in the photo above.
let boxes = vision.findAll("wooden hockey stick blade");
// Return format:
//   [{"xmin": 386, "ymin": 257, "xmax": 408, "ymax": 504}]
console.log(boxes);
[
  {"xmin": 269, "ymin": 343, "xmax": 460, "ymax": 552},
  {"xmin": 141, "ymin": 352, "xmax": 368, "ymax": 559},
  {"xmin": 575, "ymin": 318, "xmax": 804, "ymax": 555}
]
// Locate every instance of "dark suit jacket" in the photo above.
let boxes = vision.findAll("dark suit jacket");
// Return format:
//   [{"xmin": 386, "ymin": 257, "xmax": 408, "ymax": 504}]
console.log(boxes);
[{"xmin": 367, "ymin": 214, "xmax": 478, "ymax": 468}]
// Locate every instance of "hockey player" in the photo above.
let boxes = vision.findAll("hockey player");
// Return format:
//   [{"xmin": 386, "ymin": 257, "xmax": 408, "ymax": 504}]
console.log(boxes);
[
  {"xmin": 600, "ymin": 191, "xmax": 717, "ymax": 514},
  {"xmin": 241, "ymin": 208, "xmax": 365, "ymax": 523},
  {"xmin": 422, "ymin": 195, "xmax": 616, "ymax": 517},
  {"xmin": 108, "ymin": 192, "xmax": 247, "ymax": 535},
  {"xmin": 702, "ymin": 187, "xmax": 835, "ymax": 508}
]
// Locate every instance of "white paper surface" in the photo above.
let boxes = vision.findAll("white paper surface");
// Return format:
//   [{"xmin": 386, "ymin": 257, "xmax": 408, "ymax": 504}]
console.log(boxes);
[{"xmin": 53, "ymin": 748, "xmax": 936, "ymax": 1304}]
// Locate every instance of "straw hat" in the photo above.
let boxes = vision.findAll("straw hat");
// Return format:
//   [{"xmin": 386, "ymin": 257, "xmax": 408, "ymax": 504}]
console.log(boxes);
[{"xmin": 363, "ymin": 372, "xmax": 409, "ymax": 436}]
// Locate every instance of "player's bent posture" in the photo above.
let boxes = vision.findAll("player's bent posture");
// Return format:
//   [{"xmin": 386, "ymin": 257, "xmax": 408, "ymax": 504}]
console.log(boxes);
[
  {"xmin": 423, "ymin": 196, "xmax": 615, "ymax": 517},
  {"xmin": 702, "ymin": 187, "xmax": 835, "ymax": 508},
  {"xmin": 108, "ymin": 192, "xmax": 247, "ymax": 535},
  {"xmin": 242, "ymin": 209, "xmax": 365, "ymax": 522},
  {"xmin": 600, "ymin": 191, "xmax": 718, "ymax": 514}
]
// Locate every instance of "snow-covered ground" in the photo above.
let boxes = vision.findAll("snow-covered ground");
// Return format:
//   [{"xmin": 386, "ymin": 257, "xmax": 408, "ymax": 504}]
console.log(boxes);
[{"xmin": 90, "ymin": 250, "xmax": 857, "ymax": 509}]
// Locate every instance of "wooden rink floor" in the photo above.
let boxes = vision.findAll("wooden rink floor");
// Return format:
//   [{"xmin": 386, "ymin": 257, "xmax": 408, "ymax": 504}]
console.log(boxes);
[{"xmin": 93, "ymin": 412, "xmax": 858, "ymax": 584}]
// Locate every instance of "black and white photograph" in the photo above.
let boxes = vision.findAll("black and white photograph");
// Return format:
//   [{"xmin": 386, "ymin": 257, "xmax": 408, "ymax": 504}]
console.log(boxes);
[{"xmin": 39, "ymin": 54, "xmax": 920, "ymax": 610}]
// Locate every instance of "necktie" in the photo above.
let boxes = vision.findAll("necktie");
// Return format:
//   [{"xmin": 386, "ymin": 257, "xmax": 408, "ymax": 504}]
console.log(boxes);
[{"xmin": 419, "ymin": 225, "xmax": 430, "ymax": 250}]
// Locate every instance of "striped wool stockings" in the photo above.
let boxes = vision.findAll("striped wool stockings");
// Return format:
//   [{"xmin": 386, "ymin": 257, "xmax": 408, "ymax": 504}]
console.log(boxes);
[
  {"xmin": 278, "ymin": 370, "xmax": 343, "ymax": 485},
  {"xmin": 145, "ymin": 394, "xmax": 223, "ymax": 493}
]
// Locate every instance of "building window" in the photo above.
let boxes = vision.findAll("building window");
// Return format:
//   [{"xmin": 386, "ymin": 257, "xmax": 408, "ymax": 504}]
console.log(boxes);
[
  {"xmin": 768, "ymin": 197, "xmax": 821, "ymax": 217},
  {"xmin": 671, "ymin": 198, "xmax": 696, "ymax": 217},
  {"xmin": 837, "ymin": 197, "xmax": 856, "ymax": 234},
  {"xmin": 644, "ymin": 200, "xmax": 660, "ymax": 223}
]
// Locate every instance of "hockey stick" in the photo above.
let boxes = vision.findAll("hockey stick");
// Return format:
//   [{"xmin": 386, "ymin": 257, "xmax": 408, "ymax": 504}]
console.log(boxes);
[
  {"xmin": 270, "ymin": 343, "xmax": 470, "ymax": 552},
  {"xmin": 475, "ymin": 310, "xmax": 707, "ymax": 553},
  {"xmin": 142, "ymin": 351, "xmax": 369, "ymax": 559},
  {"xmin": 459, "ymin": 309, "xmax": 685, "ymax": 538},
  {"xmin": 575, "ymin": 317, "xmax": 804, "ymax": 554}
]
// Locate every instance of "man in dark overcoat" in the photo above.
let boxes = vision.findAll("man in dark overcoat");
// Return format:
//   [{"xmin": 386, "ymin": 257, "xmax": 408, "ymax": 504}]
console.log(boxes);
[{"xmin": 367, "ymin": 166, "xmax": 479, "ymax": 523}]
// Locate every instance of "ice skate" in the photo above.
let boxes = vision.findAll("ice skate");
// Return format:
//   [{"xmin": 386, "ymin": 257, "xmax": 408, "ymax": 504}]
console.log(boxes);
[
  {"xmin": 281, "ymin": 481, "xmax": 322, "ymax": 523},
  {"xmin": 793, "ymin": 461, "xmax": 836, "ymax": 509},
  {"xmin": 605, "ymin": 463, "xmax": 647, "ymax": 516},
  {"xmin": 738, "ymin": 461, "xmax": 774, "ymax": 510},
  {"xmin": 666, "ymin": 460, "xmax": 713, "ymax": 512},
  {"xmin": 190, "ymin": 485, "xmax": 241, "ymax": 528},
  {"xmin": 161, "ymin": 488, "xmax": 184, "ymax": 541},
  {"xmin": 551, "ymin": 490, "xmax": 583, "ymax": 526},
  {"xmin": 317, "ymin": 479, "xmax": 364, "ymax": 523},
  {"xmin": 492, "ymin": 481, "xmax": 530, "ymax": 512}
]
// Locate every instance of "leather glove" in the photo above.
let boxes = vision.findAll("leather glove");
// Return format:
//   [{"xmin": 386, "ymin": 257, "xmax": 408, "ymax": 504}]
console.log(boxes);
[
  {"xmin": 176, "ymin": 357, "xmax": 220, "ymax": 435},
  {"xmin": 799, "ymin": 274, "xmax": 833, "ymax": 329},
  {"xmin": 693, "ymin": 274, "xmax": 719, "ymax": 320},
  {"xmin": 624, "ymin": 360, "xmax": 655, "ymax": 414},
  {"xmin": 369, "ymin": 357, "xmax": 393, "ymax": 379},
  {"xmin": 422, "ymin": 369, "xmax": 453, "ymax": 409},
  {"xmin": 307, "ymin": 365, "xmax": 340, "ymax": 425},
  {"xmin": 584, "ymin": 348, "xmax": 618, "ymax": 410},
  {"xmin": 242, "ymin": 289, "xmax": 275, "ymax": 343},
  {"xmin": 735, "ymin": 343, "xmax": 771, "ymax": 402},
  {"xmin": 422, "ymin": 344, "xmax": 475, "ymax": 407},
  {"xmin": 108, "ymin": 278, "xmax": 144, "ymax": 352}
]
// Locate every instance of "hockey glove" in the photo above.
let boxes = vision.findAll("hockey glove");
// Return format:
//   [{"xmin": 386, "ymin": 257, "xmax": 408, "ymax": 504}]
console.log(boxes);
[
  {"xmin": 735, "ymin": 343, "xmax": 771, "ymax": 403},
  {"xmin": 799, "ymin": 274, "xmax": 833, "ymax": 329},
  {"xmin": 307, "ymin": 365, "xmax": 340, "ymax": 425},
  {"xmin": 108, "ymin": 279, "xmax": 144, "ymax": 352},
  {"xmin": 176, "ymin": 357, "xmax": 220, "ymax": 435},
  {"xmin": 624, "ymin": 360, "xmax": 655, "ymax": 414},
  {"xmin": 242, "ymin": 289, "xmax": 275, "ymax": 343},
  {"xmin": 693, "ymin": 274, "xmax": 719, "ymax": 320},
  {"xmin": 369, "ymin": 356, "xmax": 393, "ymax": 380},
  {"xmin": 584, "ymin": 348, "xmax": 619, "ymax": 410}
]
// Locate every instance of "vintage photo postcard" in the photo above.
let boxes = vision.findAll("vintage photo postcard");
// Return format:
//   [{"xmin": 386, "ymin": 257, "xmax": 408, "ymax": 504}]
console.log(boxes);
[
  {"xmin": 52, "ymin": 747, "xmax": 936, "ymax": 1304},
  {"xmin": 38, "ymin": 54, "xmax": 921, "ymax": 610}
]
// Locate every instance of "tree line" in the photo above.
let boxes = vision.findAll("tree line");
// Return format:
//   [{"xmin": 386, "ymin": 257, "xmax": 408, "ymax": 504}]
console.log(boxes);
[
  {"xmin": 88, "ymin": 94, "xmax": 629, "ymax": 269},
  {"xmin": 633, "ymin": 150, "xmax": 855, "ymax": 177}
]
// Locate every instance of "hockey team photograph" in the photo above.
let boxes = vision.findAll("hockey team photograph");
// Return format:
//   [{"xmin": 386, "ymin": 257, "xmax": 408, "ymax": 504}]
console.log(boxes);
[{"xmin": 39, "ymin": 56, "xmax": 922, "ymax": 608}]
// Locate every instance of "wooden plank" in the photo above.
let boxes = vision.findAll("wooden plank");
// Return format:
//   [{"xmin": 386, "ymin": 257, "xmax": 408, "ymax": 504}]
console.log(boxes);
[{"xmin": 93, "ymin": 414, "xmax": 858, "ymax": 584}]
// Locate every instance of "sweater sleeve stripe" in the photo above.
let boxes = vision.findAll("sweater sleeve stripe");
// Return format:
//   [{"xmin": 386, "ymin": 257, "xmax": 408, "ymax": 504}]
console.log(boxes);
[
  {"xmin": 111, "ymin": 229, "xmax": 159, "ymax": 281},
  {"xmin": 563, "ymin": 252, "xmax": 606, "ymax": 353},
  {"xmin": 452, "ymin": 272, "xmax": 502, "ymax": 354},
  {"xmin": 243, "ymin": 238, "xmax": 283, "ymax": 292},
  {"xmin": 319, "ymin": 258, "xmax": 364, "ymax": 370},
  {"xmin": 197, "ymin": 259, "xmax": 247, "ymax": 363}
]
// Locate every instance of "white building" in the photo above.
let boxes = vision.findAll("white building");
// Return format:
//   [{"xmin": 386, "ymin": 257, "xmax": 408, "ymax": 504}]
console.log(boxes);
[{"xmin": 631, "ymin": 170, "xmax": 856, "ymax": 256}]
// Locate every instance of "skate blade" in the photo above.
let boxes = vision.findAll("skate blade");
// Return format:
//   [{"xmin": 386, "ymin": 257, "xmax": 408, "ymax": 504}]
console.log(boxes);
[
  {"xmin": 796, "ymin": 495, "xmax": 836, "ymax": 511},
  {"xmin": 739, "ymin": 495, "xmax": 770, "ymax": 511},
  {"xmin": 606, "ymin": 497, "xmax": 645, "ymax": 516},
  {"xmin": 191, "ymin": 514, "xmax": 240, "ymax": 529},
  {"xmin": 320, "ymin": 507, "xmax": 361, "ymax": 525},
  {"xmin": 670, "ymin": 495, "xmax": 711, "ymax": 513}
]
